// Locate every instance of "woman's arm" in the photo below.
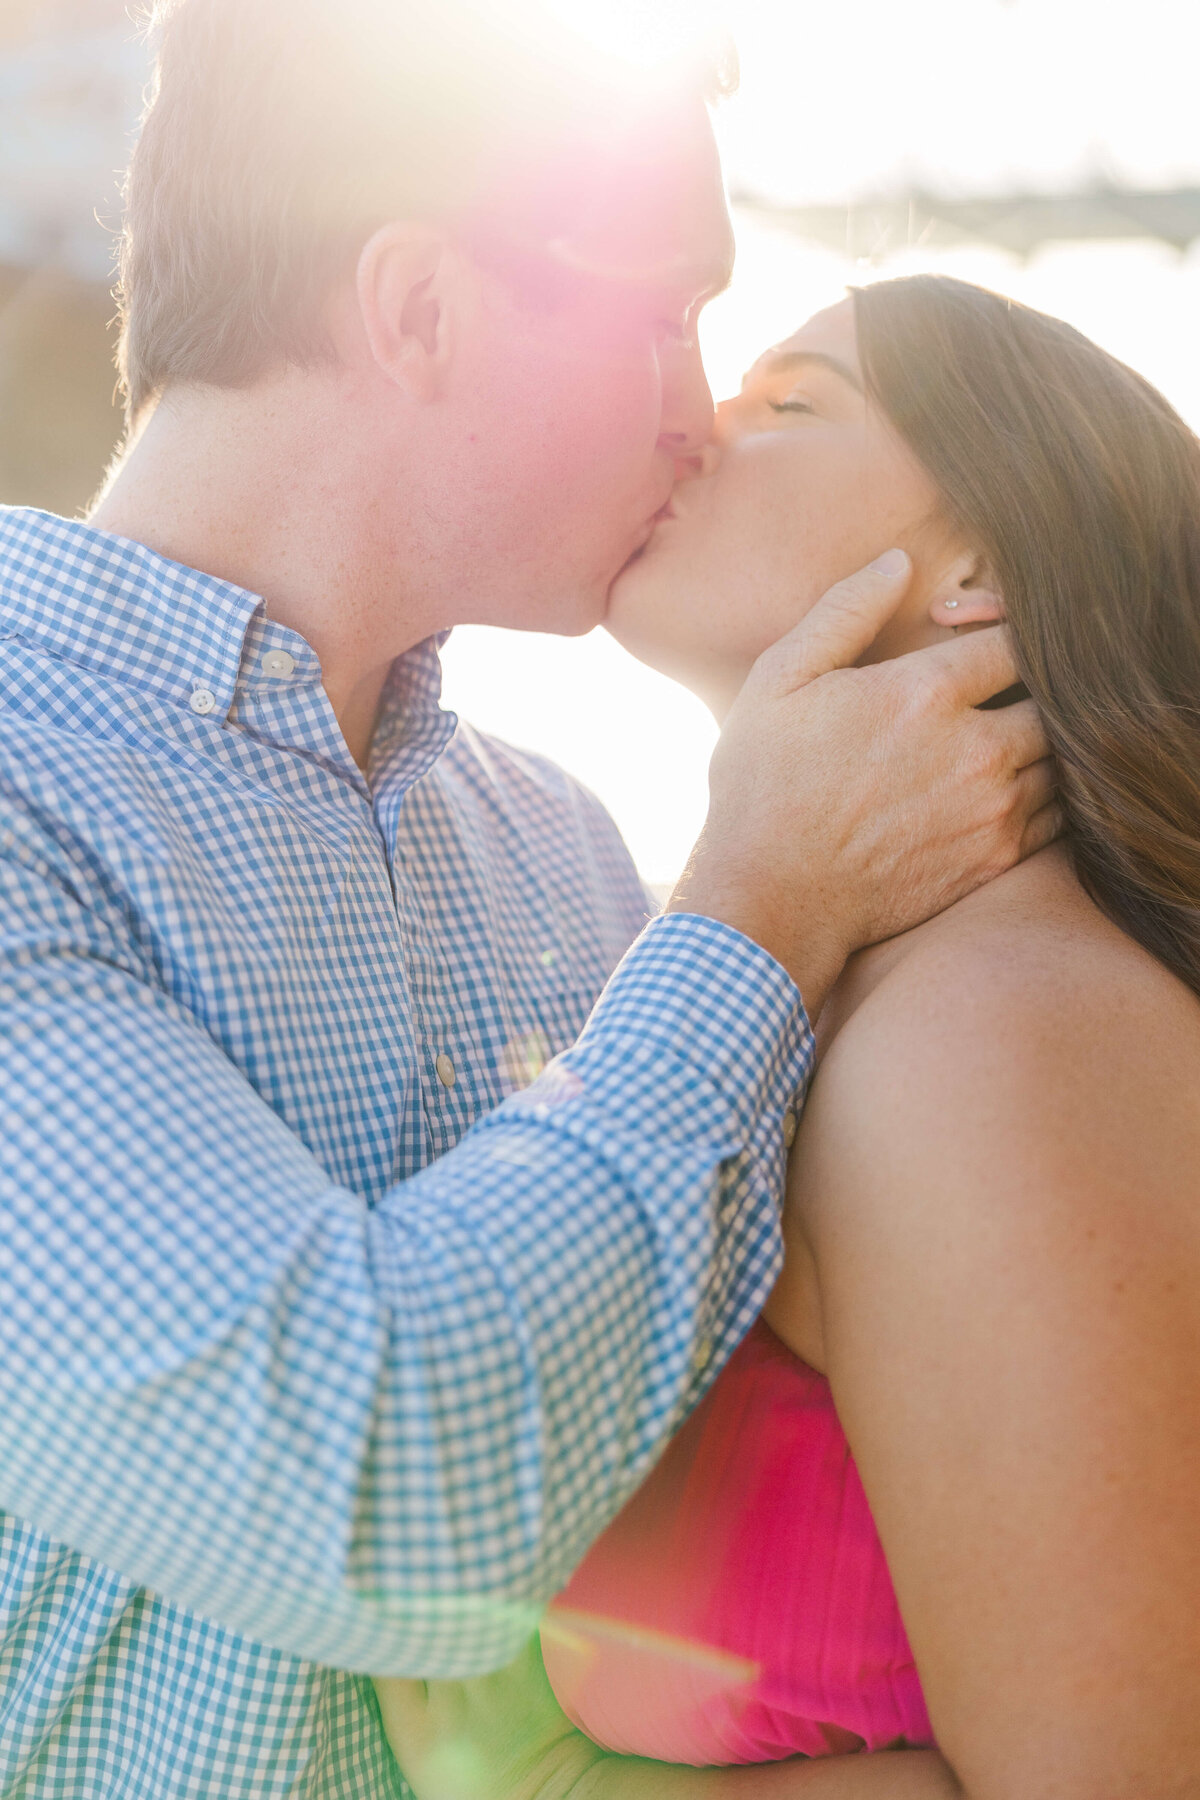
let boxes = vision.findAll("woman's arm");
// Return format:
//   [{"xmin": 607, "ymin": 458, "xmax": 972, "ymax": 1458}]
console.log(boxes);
[{"xmin": 783, "ymin": 917, "xmax": 1200, "ymax": 1800}]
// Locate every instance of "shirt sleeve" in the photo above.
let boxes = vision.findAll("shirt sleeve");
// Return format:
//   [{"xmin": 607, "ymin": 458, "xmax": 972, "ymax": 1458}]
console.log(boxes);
[{"xmin": 0, "ymin": 811, "xmax": 812, "ymax": 1679}]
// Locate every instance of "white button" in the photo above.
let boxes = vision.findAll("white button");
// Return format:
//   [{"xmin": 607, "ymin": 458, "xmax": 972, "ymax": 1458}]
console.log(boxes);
[
  {"xmin": 435, "ymin": 1053, "xmax": 456, "ymax": 1089},
  {"xmin": 692, "ymin": 1336, "xmax": 712, "ymax": 1372},
  {"xmin": 262, "ymin": 649, "xmax": 296, "ymax": 679},
  {"xmin": 783, "ymin": 1108, "xmax": 798, "ymax": 1150},
  {"xmin": 189, "ymin": 686, "xmax": 216, "ymax": 715}
]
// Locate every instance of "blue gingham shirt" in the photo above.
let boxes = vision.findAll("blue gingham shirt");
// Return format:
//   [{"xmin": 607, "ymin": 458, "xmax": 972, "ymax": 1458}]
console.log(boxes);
[{"xmin": 0, "ymin": 507, "xmax": 813, "ymax": 1798}]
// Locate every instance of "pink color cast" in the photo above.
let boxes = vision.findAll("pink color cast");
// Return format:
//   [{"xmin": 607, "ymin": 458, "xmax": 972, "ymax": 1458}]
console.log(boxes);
[{"xmin": 543, "ymin": 1321, "xmax": 932, "ymax": 1766}]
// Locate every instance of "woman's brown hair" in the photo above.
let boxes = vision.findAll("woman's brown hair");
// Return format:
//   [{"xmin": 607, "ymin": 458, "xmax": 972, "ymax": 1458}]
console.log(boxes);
[{"xmin": 853, "ymin": 274, "xmax": 1200, "ymax": 998}]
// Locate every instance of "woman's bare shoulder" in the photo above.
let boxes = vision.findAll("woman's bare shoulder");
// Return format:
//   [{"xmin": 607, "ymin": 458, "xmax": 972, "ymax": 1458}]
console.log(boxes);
[
  {"xmin": 771, "ymin": 845, "xmax": 1200, "ymax": 1370},
  {"xmin": 797, "ymin": 844, "xmax": 1200, "ymax": 1242},
  {"xmin": 821, "ymin": 845, "xmax": 1200, "ymax": 1099}
]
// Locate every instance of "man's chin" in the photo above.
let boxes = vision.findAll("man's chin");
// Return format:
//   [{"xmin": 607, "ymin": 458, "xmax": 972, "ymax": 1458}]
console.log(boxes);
[
  {"xmin": 560, "ymin": 554, "xmax": 647, "ymax": 634},
  {"xmin": 605, "ymin": 535, "xmax": 658, "ymax": 611},
  {"xmin": 502, "ymin": 543, "xmax": 649, "ymax": 639},
  {"xmin": 519, "ymin": 585, "xmax": 609, "ymax": 640},
  {"xmin": 609, "ymin": 506, "xmax": 671, "ymax": 595}
]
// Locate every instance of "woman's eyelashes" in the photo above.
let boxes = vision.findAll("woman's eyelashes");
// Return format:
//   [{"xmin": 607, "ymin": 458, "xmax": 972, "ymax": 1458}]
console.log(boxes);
[{"xmin": 768, "ymin": 396, "xmax": 815, "ymax": 415}]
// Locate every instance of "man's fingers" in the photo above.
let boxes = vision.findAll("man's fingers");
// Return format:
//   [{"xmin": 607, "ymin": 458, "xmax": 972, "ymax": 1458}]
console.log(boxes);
[
  {"xmin": 907, "ymin": 623, "xmax": 1021, "ymax": 708},
  {"xmin": 760, "ymin": 550, "xmax": 913, "ymax": 692},
  {"xmin": 1020, "ymin": 799, "xmax": 1066, "ymax": 860},
  {"xmin": 984, "ymin": 698, "xmax": 1051, "ymax": 772}
]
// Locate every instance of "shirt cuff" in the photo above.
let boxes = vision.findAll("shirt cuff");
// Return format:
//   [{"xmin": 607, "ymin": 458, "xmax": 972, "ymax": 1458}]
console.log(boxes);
[{"xmin": 571, "ymin": 909, "xmax": 814, "ymax": 1145}]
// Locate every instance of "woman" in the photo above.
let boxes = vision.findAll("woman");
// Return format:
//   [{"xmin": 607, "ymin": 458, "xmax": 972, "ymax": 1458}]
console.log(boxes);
[{"xmin": 378, "ymin": 275, "xmax": 1200, "ymax": 1798}]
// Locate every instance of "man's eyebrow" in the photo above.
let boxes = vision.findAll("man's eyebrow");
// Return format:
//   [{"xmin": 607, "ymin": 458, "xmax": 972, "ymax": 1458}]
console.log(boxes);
[{"xmin": 745, "ymin": 349, "xmax": 864, "ymax": 394}]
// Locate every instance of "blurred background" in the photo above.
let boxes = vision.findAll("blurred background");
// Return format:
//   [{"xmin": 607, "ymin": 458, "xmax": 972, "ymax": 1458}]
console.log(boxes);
[{"xmin": 3, "ymin": 0, "xmax": 1199, "ymax": 885}]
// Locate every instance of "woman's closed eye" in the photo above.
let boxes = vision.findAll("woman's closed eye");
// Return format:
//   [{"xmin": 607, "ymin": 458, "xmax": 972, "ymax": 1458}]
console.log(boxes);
[{"xmin": 769, "ymin": 395, "xmax": 816, "ymax": 415}]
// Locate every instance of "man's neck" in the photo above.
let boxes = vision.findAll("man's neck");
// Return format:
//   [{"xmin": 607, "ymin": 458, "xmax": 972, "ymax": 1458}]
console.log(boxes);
[{"xmin": 90, "ymin": 381, "xmax": 436, "ymax": 769}]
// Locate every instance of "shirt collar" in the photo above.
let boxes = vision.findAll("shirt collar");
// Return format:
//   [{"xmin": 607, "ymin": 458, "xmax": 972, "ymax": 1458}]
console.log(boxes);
[
  {"xmin": 0, "ymin": 507, "xmax": 263, "ymax": 721},
  {"xmin": 0, "ymin": 507, "xmax": 458, "ymax": 795}
]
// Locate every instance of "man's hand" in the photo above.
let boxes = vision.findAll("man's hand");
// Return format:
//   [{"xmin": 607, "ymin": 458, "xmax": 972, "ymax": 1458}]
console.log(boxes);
[
  {"xmin": 375, "ymin": 1638, "xmax": 605, "ymax": 1800},
  {"xmin": 670, "ymin": 551, "xmax": 1057, "ymax": 1015}
]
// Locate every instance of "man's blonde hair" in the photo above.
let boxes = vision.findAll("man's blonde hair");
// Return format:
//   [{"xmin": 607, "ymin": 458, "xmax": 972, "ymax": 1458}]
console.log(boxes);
[{"xmin": 116, "ymin": 0, "xmax": 734, "ymax": 423}]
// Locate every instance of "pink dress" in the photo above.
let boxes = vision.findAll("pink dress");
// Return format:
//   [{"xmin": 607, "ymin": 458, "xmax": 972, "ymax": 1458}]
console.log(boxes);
[{"xmin": 543, "ymin": 1321, "xmax": 932, "ymax": 1766}]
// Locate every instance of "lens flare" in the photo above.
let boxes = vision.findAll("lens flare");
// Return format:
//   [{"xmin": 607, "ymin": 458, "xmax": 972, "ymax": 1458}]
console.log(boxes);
[{"xmin": 537, "ymin": 0, "xmax": 726, "ymax": 71}]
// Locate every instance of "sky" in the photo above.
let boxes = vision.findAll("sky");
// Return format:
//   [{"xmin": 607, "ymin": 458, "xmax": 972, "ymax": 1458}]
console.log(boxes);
[{"xmin": 443, "ymin": 0, "xmax": 1200, "ymax": 887}]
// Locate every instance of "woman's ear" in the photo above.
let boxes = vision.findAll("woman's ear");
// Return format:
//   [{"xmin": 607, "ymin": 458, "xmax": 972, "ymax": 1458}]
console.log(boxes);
[{"xmin": 928, "ymin": 550, "xmax": 1003, "ymax": 630}]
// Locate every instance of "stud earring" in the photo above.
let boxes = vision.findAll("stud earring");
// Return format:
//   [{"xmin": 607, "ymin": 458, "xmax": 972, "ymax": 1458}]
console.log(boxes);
[{"xmin": 944, "ymin": 598, "xmax": 960, "ymax": 611}]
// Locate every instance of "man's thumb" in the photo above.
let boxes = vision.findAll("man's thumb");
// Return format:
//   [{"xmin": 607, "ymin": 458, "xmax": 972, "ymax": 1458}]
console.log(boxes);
[{"xmin": 763, "ymin": 549, "xmax": 912, "ymax": 692}]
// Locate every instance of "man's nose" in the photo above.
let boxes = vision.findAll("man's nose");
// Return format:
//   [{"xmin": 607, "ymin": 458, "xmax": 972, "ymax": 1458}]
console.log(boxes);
[
  {"xmin": 673, "ymin": 441, "xmax": 720, "ymax": 484},
  {"xmin": 671, "ymin": 390, "xmax": 738, "ymax": 484},
  {"xmin": 711, "ymin": 391, "xmax": 743, "ymax": 447},
  {"xmin": 657, "ymin": 338, "xmax": 715, "ymax": 467}
]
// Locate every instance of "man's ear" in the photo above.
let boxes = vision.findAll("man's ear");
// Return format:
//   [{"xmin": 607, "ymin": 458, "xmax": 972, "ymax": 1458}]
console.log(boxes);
[
  {"xmin": 355, "ymin": 222, "xmax": 461, "ymax": 400},
  {"xmin": 927, "ymin": 549, "xmax": 1004, "ymax": 630}
]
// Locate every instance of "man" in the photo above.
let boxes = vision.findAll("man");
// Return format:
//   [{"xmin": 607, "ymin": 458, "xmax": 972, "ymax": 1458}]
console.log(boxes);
[{"xmin": 0, "ymin": 1, "xmax": 1055, "ymax": 1795}]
